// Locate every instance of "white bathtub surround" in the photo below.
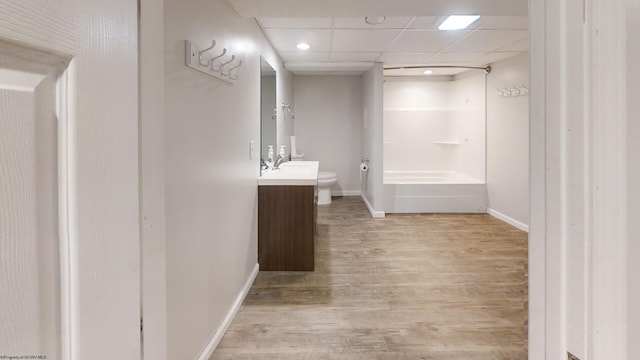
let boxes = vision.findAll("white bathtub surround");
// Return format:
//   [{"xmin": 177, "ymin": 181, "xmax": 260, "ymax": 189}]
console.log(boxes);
[
  {"xmin": 383, "ymin": 74, "xmax": 486, "ymax": 179},
  {"xmin": 384, "ymin": 171, "xmax": 487, "ymax": 213}
]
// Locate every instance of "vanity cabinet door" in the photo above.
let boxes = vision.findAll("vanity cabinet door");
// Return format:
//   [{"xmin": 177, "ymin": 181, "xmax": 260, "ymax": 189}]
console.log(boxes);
[{"xmin": 258, "ymin": 185, "xmax": 315, "ymax": 271}]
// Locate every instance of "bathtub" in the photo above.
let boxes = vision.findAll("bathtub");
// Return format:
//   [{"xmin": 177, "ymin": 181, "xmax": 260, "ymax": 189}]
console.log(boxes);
[{"xmin": 383, "ymin": 171, "xmax": 487, "ymax": 213}]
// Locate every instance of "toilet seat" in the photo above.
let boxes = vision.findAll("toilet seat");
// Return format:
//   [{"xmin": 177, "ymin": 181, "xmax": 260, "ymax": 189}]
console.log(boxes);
[{"xmin": 318, "ymin": 171, "xmax": 337, "ymax": 181}]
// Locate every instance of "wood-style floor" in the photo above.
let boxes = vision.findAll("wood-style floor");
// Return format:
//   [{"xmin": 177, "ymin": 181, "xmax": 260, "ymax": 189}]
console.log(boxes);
[{"xmin": 211, "ymin": 197, "xmax": 528, "ymax": 360}]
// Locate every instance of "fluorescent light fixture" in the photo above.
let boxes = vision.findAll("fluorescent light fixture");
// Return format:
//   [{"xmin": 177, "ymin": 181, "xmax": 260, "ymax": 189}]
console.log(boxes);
[
  {"xmin": 423, "ymin": 70, "xmax": 433, "ymax": 75},
  {"xmin": 438, "ymin": 15, "xmax": 480, "ymax": 30},
  {"xmin": 296, "ymin": 42, "xmax": 310, "ymax": 50}
]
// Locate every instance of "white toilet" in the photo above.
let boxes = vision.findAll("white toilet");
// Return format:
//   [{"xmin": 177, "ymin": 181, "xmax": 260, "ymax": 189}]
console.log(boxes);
[
  {"xmin": 317, "ymin": 171, "xmax": 338, "ymax": 205},
  {"xmin": 290, "ymin": 151, "xmax": 338, "ymax": 205}
]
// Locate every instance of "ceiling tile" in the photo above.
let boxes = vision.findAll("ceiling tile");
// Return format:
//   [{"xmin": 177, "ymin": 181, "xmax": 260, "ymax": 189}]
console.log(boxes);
[
  {"xmin": 427, "ymin": 52, "xmax": 488, "ymax": 63},
  {"xmin": 331, "ymin": 29, "xmax": 400, "ymax": 52},
  {"xmin": 279, "ymin": 51, "xmax": 330, "ymax": 62},
  {"xmin": 333, "ymin": 16, "xmax": 412, "ymax": 29},
  {"xmin": 478, "ymin": 52, "xmax": 522, "ymax": 64},
  {"xmin": 388, "ymin": 30, "xmax": 470, "ymax": 53},
  {"xmin": 330, "ymin": 52, "xmax": 381, "ymax": 61},
  {"xmin": 258, "ymin": 17, "xmax": 333, "ymax": 28},
  {"xmin": 406, "ymin": 16, "xmax": 440, "ymax": 30},
  {"xmin": 445, "ymin": 30, "xmax": 528, "ymax": 53},
  {"xmin": 476, "ymin": 16, "xmax": 528, "ymax": 30},
  {"xmin": 498, "ymin": 37, "xmax": 529, "ymax": 51},
  {"xmin": 264, "ymin": 28, "xmax": 332, "ymax": 52},
  {"xmin": 377, "ymin": 52, "xmax": 434, "ymax": 65}
]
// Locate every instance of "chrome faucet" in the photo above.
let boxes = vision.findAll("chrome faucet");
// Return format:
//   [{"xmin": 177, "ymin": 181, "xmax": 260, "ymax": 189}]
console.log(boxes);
[{"xmin": 273, "ymin": 154, "xmax": 287, "ymax": 169}]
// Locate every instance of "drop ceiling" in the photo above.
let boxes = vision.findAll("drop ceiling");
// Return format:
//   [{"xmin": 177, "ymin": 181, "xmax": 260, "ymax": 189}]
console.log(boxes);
[{"xmin": 229, "ymin": 0, "xmax": 529, "ymax": 76}]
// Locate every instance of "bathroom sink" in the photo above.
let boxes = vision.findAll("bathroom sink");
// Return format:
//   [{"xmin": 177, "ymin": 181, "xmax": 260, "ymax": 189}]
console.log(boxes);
[{"xmin": 258, "ymin": 161, "xmax": 319, "ymax": 186}]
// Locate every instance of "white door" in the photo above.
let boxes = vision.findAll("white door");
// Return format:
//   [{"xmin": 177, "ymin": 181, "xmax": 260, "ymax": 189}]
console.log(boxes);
[{"xmin": 0, "ymin": 1, "xmax": 140, "ymax": 360}]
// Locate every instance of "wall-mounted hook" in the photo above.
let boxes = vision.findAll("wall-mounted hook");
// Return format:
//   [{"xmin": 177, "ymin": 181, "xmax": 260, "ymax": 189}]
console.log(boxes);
[
  {"xmin": 210, "ymin": 48, "xmax": 227, "ymax": 71},
  {"xmin": 185, "ymin": 40, "xmax": 240, "ymax": 84},
  {"xmin": 198, "ymin": 40, "xmax": 216, "ymax": 66},
  {"xmin": 220, "ymin": 55, "xmax": 236, "ymax": 68},
  {"xmin": 226, "ymin": 60, "xmax": 242, "ymax": 78},
  {"xmin": 220, "ymin": 55, "xmax": 236, "ymax": 77}
]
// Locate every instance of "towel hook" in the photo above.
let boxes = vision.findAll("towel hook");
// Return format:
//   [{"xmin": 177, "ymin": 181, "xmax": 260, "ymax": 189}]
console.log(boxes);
[
  {"xmin": 197, "ymin": 40, "xmax": 216, "ymax": 66},
  {"xmin": 227, "ymin": 60, "xmax": 243, "ymax": 79},
  {"xmin": 210, "ymin": 48, "xmax": 228, "ymax": 71}
]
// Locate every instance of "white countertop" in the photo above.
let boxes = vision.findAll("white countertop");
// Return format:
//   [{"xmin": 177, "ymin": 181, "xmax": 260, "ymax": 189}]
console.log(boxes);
[{"xmin": 258, "ymin": 161, "xmax": 319, "ymax": 186}]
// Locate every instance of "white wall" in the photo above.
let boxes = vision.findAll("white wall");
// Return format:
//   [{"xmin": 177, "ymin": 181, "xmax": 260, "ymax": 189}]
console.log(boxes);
[
  {"xmin": 383, "ymin": 75, "xmax": 486, "ymax": 180},
  {"xmin": 163, "ymin": 0, "xmax": 293, "ymax": 359},
  {"xmin": 486, "ymin": 53, "xmax": 529, "ymax": 230},
  {"xmin": 627, "ymin": 3, "xmax": 640, "ymax": 359},
  {"xmin": 140, "ymin": 0, "xmax": 167, "ymax": 358},
  {"xmin": 293, "ymin": 76, "xmax": 362, "ymax": 195},
  {"xmin": 360, "ymin": 64, "xmax": 385, "ymax": 216}
]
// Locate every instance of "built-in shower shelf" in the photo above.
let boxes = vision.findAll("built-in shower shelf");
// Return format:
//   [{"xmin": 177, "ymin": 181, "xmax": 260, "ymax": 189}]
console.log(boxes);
[{"xmin": 434, "ymin": 141, "xmax": 461, "ymax": 145}]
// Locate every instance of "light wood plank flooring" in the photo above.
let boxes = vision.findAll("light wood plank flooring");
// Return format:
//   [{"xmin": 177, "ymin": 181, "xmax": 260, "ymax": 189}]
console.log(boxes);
[{"xmin": 211, "ymin": 196, "xmax": 528, "ymax": 360}]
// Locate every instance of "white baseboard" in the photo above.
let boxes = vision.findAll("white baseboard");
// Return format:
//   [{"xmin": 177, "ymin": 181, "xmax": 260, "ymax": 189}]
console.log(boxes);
[
  {"xmin": 332, "ymin": 190, "xmax": 362, "ymax": 197},
  {"xmin": 487, "ymin": 208, "xmax": 529, "ymax": 233},
  {"xmin": 361, "ymin": 193, "xmax": 385, "ymax": 218},
  {"xmin": 197, "ymin": 263, "xmax": 259, "ymax": 360}
]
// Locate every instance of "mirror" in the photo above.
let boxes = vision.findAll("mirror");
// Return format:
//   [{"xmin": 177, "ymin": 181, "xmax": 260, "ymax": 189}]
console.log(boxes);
[{"xmin": 260, "ymin": 56, "xmax": 277, "ymax": 175}]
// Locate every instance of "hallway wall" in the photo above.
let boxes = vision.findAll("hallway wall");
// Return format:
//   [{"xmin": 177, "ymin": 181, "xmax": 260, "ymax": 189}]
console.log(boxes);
[
  {"xmin": 293, "ymin": 75, "xmax": 363, "ymax": 195},
  {"xmin": 360, "ymin": 63, "xmax": 385, "ymax": 217},
  {"xmin": 486, "ymin": 52, "xmax": 529, "ymax": 231},
  {"xmin": 163, "ymin": 0, "xmax": 293, "ymax": 358}
]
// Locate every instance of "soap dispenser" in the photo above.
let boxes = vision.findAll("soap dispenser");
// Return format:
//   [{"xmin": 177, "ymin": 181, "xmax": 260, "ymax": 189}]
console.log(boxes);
[
  {"xmin": 267, "ymin": 145, "xmax": 274, "ymax": 164},
  {"xmin": 279, "ymin": 145, "xmax": 286, "ymax": 160}
]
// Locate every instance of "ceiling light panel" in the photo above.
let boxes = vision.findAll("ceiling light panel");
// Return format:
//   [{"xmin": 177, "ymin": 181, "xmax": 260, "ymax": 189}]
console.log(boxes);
[
  {"xmin": 263, "ymin": 28, "xmax": 332, "ymax": 52},
  {"xmin": 388, "ymin": 30, "xmax": 469, "ymax": 53},
  {"xmin": 438, "ymin": 15, "xmax": 481, "ymax": 30},
  {"xmin": 331, "ymin": 29, "xmax": 401, "ymax": 52}
]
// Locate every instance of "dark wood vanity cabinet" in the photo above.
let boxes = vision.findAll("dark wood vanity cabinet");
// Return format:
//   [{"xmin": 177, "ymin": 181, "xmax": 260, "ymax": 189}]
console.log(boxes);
[{"xmin": 258, "ymin": 185, "xmax": 317, "ymax": 271}]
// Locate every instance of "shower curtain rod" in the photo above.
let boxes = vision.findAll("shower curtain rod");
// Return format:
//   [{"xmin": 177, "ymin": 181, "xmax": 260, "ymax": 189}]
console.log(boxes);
[{"xmin": 384, "ymin": 65, "xmax": 492, "ymax": 74}]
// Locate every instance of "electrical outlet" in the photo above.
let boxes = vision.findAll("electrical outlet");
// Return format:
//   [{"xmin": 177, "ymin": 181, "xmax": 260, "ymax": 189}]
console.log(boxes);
[{"xmin": 568, "ymin": 352, "xmax": 580, "ymax": 360}]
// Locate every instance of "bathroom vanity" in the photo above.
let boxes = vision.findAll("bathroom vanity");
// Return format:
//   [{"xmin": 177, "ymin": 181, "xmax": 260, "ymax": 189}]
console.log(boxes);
[{"xmin": 257, "ymin": 161, "xmax": 319, "ymax": 271}]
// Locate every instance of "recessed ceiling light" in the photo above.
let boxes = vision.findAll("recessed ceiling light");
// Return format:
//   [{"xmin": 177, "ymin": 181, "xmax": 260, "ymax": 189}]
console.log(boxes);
[
  {"xmin": 438, "ymin": 15, "xmax": 480, "ymax": 30},
  {"xmin": 364, "ymin": 16, "xmax": 386, "ymax": 25},
  {"xmin": 423, "ymin": 70, "xmax": 433, "ymax": 75},
  {"xmin": 296, "ymin": 42, "xmax": 310, "ymax": 50}
]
